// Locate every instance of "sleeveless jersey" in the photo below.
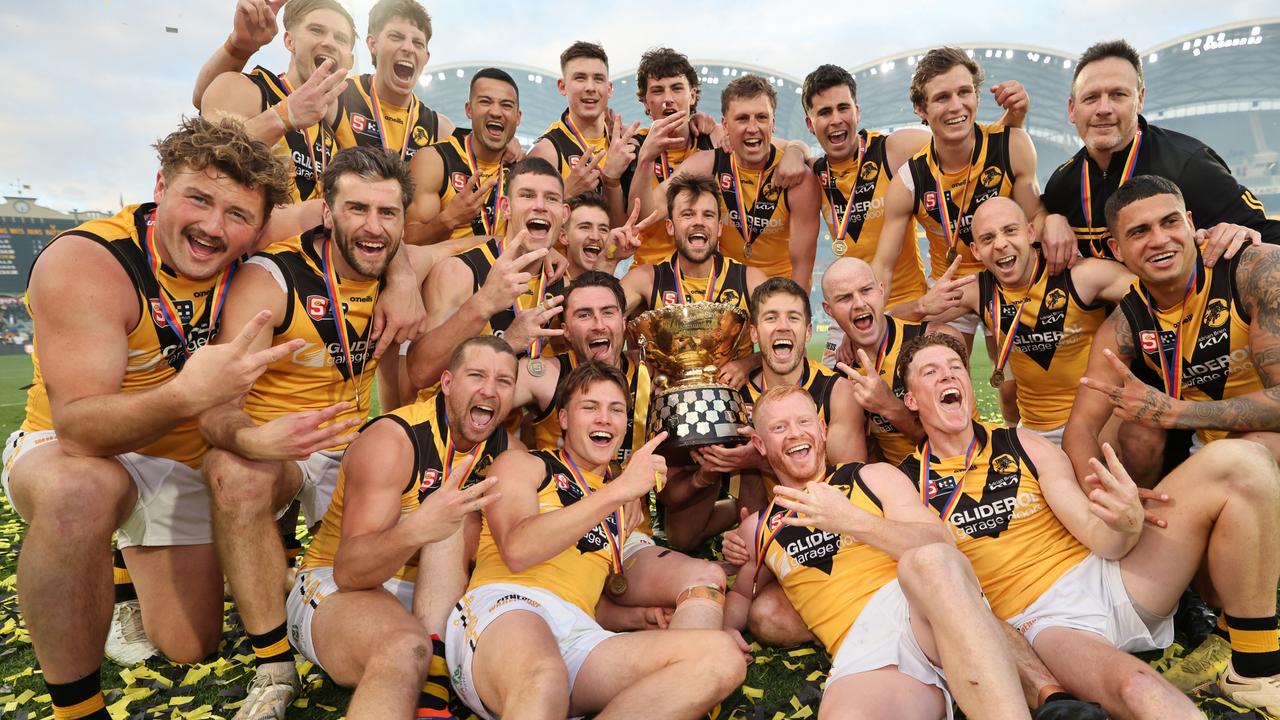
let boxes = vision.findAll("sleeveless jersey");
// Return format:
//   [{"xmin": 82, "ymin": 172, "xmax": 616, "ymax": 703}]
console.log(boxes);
[
  {"xmin": 978, "ymin": 260, "xmax": 1110, "ymax": 430},
  {"xmin": 456, "ymin": 238, "xmax": 567, "ymax": 342},
  {"xmin": 301, "ymin": 391, "xmax": 508, "ymax": 581},
  {"xmin": 740, "ymin": 359, "xmax": 840, "ymax": 425},
  {"xmin": 906, "ymin": 123, "xmax": 1015, "ymax": 279},
  {"xmin": 712, "ymin": 147, "xmax": 794, "ymax": 279},
  {"xmin": 244, "ymin": 66, "xmax": 338, "ymax": 203},
  {"xmin": 530, "ymin": 353, "xmax": 651, "ymax": 464},
  {"xmin": 848, "ymin": 316, "xmax": 928, "ymax": 465},
  {"xmin": 337, "ymin": 74, "xmax": 440, "ymax": 161},
  {"xmin": 761, "ymin": 463, "xmax": 899, "ymax": 654},
  {"xmin": 241, "ymin": 226, "xmax": 383, "ymax": 447},
  {"xmin": 540, "ymin": 110, "xmax": 611, "ymax": 195},
  {"xmin": 900, "ymin": 423, "xmax": 1089, "ymax": 619},
  {"xmin": 469, "ymin": 449, "xmax": 624, "ymax": 615},
  {"xmin": 814, "ymin": 130, "xmax": 928, "ymax": 306},
  {"xmin": 1116, "ymin": 252, "xmax": 1264, "ymax": 444},
  {"xmin": 433, "ymin": 128, "xmax": 509, "ymax": 239},
  {"xmin": 22, "ymin": 204, "xmax": 229, "ymax": 467},
  {"xmin": 630, "ymin": 128, "xmax": 715, "ymax": 265}
]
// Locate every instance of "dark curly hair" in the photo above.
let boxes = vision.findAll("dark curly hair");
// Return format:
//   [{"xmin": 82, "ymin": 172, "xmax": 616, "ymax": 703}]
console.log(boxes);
[{"xmin": 153, "ymin": 116, "xmax": 291, "ymax": 217}]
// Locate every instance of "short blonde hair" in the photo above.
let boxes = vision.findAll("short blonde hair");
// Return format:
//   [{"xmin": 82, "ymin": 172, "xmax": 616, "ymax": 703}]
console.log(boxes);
[{"xmin": 751, "ymin": 385, "xmax": 816, "ymax": 429}]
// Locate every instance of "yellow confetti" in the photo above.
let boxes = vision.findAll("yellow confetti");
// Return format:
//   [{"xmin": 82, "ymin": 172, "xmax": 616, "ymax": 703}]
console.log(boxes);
[
  {"xmin": 13, "ymin": 689, "xmax": 32, "ymax": 704},
  {"xmin": 181, "ymin": 665, "xmax": 211, "ymax": 685},
  {"xmin": 790, "ymin": 706, "xmax": 813, "ymax": 719},
  {"xmin": 169, "ymin": 695, "xmax": 195, "ymax": 706},
  {"xmin": 787, "ymin": 647, "xmax": 816, "ymax": 657},
  {"xmin": 741, "ymin": 685, "xmax": 763, "ymax": 702}
]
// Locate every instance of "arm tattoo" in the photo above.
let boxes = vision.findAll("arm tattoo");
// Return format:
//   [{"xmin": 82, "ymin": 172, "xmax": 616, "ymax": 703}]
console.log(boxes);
[
  {"xmin": 1239, "ymin": 246, "xmax": 1280, "ymax": 336},
  {"xmin": 1181, "ymin": 387, "xmax": 1280, "ymax": 432},
  {"xmin": 1109, "ymin": 310, "xmax": 1135, "ymax": 360},
  {"xmin": 1255, "ymin": 345, "xmax": 1280, "ymax": 389}
]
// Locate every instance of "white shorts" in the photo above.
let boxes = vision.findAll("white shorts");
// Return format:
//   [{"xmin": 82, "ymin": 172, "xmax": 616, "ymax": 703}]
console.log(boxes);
[
  {"xmin": 1019, "ymin": 423, "xmax": 1065, "ymax": 447},
  {"xmin": 1007, "ymin": 553, "xmax": 1173, "ymax": 653},
  {"xmin": 285, "ymin": 566, "xmax": 416, "ymax": 673},
  {"xmin": 622, "ymin": 530, "xmax": 656, "ymax": 563},
  {"xmin": 946, "ymin": 310, "xmax": 980, "ymax": 336},
  {"xmin": 821, "ymin": 325, "xmax": 846, "ymax": 370},
  {"xmin": 827, "ymin": 580, "xmax": 953, "ymax": 719},
  {"xmin": 446, "ymin": 583, "xmax": 616, "ymax": 720},
  {"xmin": 2, "ymin": 429, "xmax": 212, "ymax": 548},
  {"xmin": 294, "ymin": 450, "xmax": 342, "ymax": 528}
]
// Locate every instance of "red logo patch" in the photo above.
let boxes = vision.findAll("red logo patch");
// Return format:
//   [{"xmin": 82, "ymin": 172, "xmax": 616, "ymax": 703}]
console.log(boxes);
[
  {"xmin": 1139, "ymin": 330, "xmax": 1160, "ymax": 354},
  {"xmin": 149, "ymin": 299, "xmax": 166, "ymax": 327},
  {"xmin": 768, "ymin": 512, "xmax": 783, "ymax": 530},
  {"xmin": 923, "ymin": 191, "xmax": 938, "ymax": 212},
  {"xmin": 819, "ymin": 171, "xmax": 830, "ymax": 186},
  {"xmin": 451, "ymin": 172, "xmax": 469, "ymax": 192},
  {"xmin": 419, "ymin": 469, "xmax": 440, "ymax": 491},
  {"xmin": 351, "ymin": 114, "xmax": 368, "ymax": 132},
  {"xmin": 719, "ymin": 173, "xmax": 733, "ymax": 191},
  {"xmin": 662, "ymin": 291, "xmax": 678, "ymax": 306},
  {"xmin": 568, "ymin": 154, "xmax": 581, "ymax": 168},
  {"xmin": 554, "ymin": 473, "xmax": 571, "ymax": 491},
  {"xmin": 306, "ymin": 295, "xmax": 330, "ymax": 321}
]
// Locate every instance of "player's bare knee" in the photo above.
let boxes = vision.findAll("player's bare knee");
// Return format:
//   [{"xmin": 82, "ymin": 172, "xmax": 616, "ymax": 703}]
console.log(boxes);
[
  {"xmin": 693, "ymin": 632, "xmax": 748, "ymax": 691},
  {"xmin": 376, "ymin": 625, "xmax": 434, "ymax": 679},
  {"xmin": 681, "ymin": 558, "xmax": 727, "ymax": 591},
  {"xmin": 18, "ymin": 456, "xmax": 131, "ymax": 539},
  {"xmin": 1116, "ymin": 667, "xmax": 1179, "ymax": 716},
  {"xmin": 897, "ymin": 543, "xmax": 967, "ymax": 600},
  {"xmin": 515, "ymin": 656, "xmax": 570, "ymax": 704},
  {"xmin": 203, "ymin": 448, "xmax": 280, "ymax": 513},
  {"xmin": 152, "ymin": 622, "xmax": 221, "ymax": 665},
  {"xmin": 1202, "ymin": 438, "xmax": 1279, "ymax": 499}
]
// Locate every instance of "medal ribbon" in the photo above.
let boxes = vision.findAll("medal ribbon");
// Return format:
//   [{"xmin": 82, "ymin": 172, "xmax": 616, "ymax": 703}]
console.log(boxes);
[
  {"xmin": 673, "ymin": 257, "xmax": 718, "ymax": 304},
  {"xmin": 1080, "ymin": 129, "xmax": 1143, "ymax": 239},
  {"xmin": 728, "ymin": 154, "xmax": 756, "ymax": 253},
  {"xmin": 1141, "ymin": 259, "xmax": 1198, "ymax": 398},
  {"xmin": 279, "ymin": 73, "xmax": 331, "ymax": 182},
  {"xmin": 562, "ymin": 111, "xmax": 596, "ymax": 161},
  {"xmin": 523, "ymin": 268, "xmax": 549, "ymax": 357},
  {"xmin": 827, "ymin": 134, "xmax": 868, "ymax": 245},
  {"xmin": 752, "ymin": 474, "xmax": 831, "ymax": 594},
  {"xmin": 442, "ymin": 434, "xmax": 481, "ymax": 490},
  {"xmin": 656, "ymin": 149, "xmax": 674, "ymax": 181},
  {"xmin": 143, "ymin": 213, "xmax": 236, "ymax": 358},
  {"xmin": 464, "ymin": 133, "xmax": 504, "ymax": 236},
  {"xmin": 561, "ymin": 450, "xmax": 624, "ymax": 574},
  {"xmin": 369, "ymin": 79, "xmax": 419, "ymax": 159},
  {"xmin": 320, "ymin": 238, "xmax": 378, "ymax": 405},
  {"xmin": 990, "ymin": 255, "xmax": 1041, "ymax": 377},
  {"xmin": 918, "ymin": 432, "xmax": 981, "ymax": 520},
  {"xmin": 931, "ymin": 141, "xmax": 976, "ymax": 261}
]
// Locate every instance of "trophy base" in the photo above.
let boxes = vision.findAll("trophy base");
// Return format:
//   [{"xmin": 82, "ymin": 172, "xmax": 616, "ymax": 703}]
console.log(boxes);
[{"xmin": 650, "ymin": 384, "xmax": 749, "ymax": 465}]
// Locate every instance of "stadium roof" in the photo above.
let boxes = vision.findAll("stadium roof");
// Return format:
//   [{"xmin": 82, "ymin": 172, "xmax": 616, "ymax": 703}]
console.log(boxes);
[{"xmin": 1140, "ymin": 18, "xmax": 1280, "ymax": 120}]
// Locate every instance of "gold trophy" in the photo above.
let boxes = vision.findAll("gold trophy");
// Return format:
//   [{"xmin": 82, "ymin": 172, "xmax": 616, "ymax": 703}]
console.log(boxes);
[{"xmin": 629, "ymin": 302, "xmax": 751, "ymax": 464}]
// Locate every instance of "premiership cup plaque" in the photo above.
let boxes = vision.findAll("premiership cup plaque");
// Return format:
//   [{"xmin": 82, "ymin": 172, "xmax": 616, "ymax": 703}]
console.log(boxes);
[{"xmin": 629, "ymin": 302, "xmax": 751, "ymax": 464}]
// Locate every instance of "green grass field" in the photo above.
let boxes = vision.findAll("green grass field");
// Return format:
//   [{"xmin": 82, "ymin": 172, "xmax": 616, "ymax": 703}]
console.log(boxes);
[{"xmin": 0, "ymin": 350, "xmax": 1267, "ymax": 718}]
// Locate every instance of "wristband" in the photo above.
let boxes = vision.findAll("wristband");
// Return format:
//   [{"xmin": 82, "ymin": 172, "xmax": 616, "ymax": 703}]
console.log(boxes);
[{"xmin": 223, "ymin": 36, "xmax": 255, "ymax": 62}]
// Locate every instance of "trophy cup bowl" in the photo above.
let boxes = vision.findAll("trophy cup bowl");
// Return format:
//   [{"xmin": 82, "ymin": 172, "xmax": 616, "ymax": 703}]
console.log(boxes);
[{"xmin": 628, "ymin": 302, "xmax": 751, "ymax": 464}]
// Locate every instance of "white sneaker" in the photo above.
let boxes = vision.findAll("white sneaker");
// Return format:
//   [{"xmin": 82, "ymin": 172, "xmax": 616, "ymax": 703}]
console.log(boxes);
[
  {"xmin": 104, "ymin": 599, "xmax": 157, "ymax": 666},
  {"xmin": 1217, "ymin": 660, "xmax": 1280, "ymax": 715},
  {"xmin": 234, "ymin": 661, "xmax": 300, "ymax": 720}
]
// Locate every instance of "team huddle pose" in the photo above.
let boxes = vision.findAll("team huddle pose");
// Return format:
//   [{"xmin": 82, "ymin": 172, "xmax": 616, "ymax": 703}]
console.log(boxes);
[{"xmin": 7, "ymin": 1, "xmax": 1280, "ymax": 719}]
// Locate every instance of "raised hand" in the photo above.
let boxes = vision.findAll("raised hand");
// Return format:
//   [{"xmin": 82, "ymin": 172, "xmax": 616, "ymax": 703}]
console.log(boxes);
[
  {"xmin": 276, "ymin": 59, "xmax": 347, "ymax": 131},
  {"xmin": 229, "ymin": 0, "xmax": 286, "ymax": 57},
  {"xmin": 602, "ymin": 115, "xmax": 641, "ymax": 184},
  {"xmin": 175, "ymin": 310, "xmax": 305, "ymax": 413},
  {"xmin": 240, "ymin": 401, "xmax": 362, "ymax": 461},
  {"xmin": 410, "ymin": 475, "xmax": 501, "ymax": 544},
  {"xmin": 1083, "ymin": 443, "xmax": 1145, "ymax": 535},
  {"xmin": 638, "ymin": 110, "xmax": 690, "ymax": 166},
  {"xmin": 837, "ymin": 350, "xmax": 899, "ymax": 416},
  {"xmin": 474, "ymin": 231, "xmax": 546, "ymax": 316},
  {"xmin": 503, "ymin": 295, "xmax": 564, "ymax": 355},
  {"xmin": 607, "ymin": 198, "xmax": 661, "ymax": 261},
  {"xmin": 565, "ymin": 148, "xmax": 604, "ymax": 197},
  {"xmin": 612, "ymin": 432, "xmax": 669, "ymax": 502},
  {"xmin": 990, "ymin": 80, "xmax": 1029, "ymax": 119},
  {"xmin": 441, "ymin": 173, "xmax": 500, "ymax": 231},
  {"xmin": 915, "ymin": 256, "xmax": 976, "ymax": 318},
  {"xmin": 774, "ymin": 481, "xmax": 863, "ymax": 536},
  {"xmin": 1078, "ymin": 349, "xmax": 1178, "ymax": 429}
]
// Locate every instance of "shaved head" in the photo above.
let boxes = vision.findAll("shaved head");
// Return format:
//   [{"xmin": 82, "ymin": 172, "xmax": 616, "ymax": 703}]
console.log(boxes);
[
  {"xmin": 821, "ymin": 256, "xmax": 876, "ymax": 298},
  {"xmin": 971, "ymin": 197, "xmax": 1027, "ymax": 238}
]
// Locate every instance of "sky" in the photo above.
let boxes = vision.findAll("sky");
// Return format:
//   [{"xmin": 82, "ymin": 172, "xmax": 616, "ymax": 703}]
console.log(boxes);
[{"xmin": 1, "ymin": 1, "xmax": 1274, "ymax": 213}]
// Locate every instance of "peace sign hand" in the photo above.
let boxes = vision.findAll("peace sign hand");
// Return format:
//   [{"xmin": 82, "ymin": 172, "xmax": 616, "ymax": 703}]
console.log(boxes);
[
  {"xmin": 915, "ymin": 256, "xmax": 976, "ymax": 318},
  {"xmin": 1078, "ymin": 349, "xmax": 1179, "ymax": 429},
  {"xmin": 565, "ymin": 149, "xmax": 604, "ymax": 197},
  {"xmin": 607, "ymin": 198, "xmax": 662, "ymax": 261},
  {"xmin": 837, "ymin": 349, "xmax": 898, "ymax": 415},
  {"xmin": 441, "ymin": 173, "xmax": 500, "ymax": 230},
  {"xmin": 603, "ymin": 115, "xmax": 642, "ymax": 183}
]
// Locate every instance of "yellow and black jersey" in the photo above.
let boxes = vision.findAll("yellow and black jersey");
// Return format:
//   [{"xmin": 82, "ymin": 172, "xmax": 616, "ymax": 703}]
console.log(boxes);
[
  {"xmin": 241, "ymin": 226, "xmax": 383, "ymax": 446},
  {"xmin": 243, "ymin": 66, "xmax": 338, "ymax": 203},
  {"xmin": 978, "ymin": 259, "xmax": 1111, "ymax": 430},
  {"xmin": 301, "ymin": 391, "xmax": 509, "ymax": 581},
  {"xmin": 647, "ymin": 254, "xmax": 753, "ymax": 356},
  {"xmin": 540, "ymin": 110, "xmax": 615, "ymax": 195},
  {"xmin": 456, "ymin": 238, "xmax": 567, "ymax": 342},
  {"xmin": 1117, "ymin": 251, "xmax": 1264, "ymax": 444},
  {"xmin": 337, "ymin": 73, "xmax": 440, "ymax": 161},
  {"xmin": 530, "ymin": 353, "xmax": 651, "ymax": 464},
  {"xmin": 470, "ymin": 449, "xmax": 623, "ymax": 615},
  {"xmin": 740, "ymin": 359, "xmax": 840, "ymax": 424},
  {"xmin": 630, "ymin": 128, "xmax": 715, "ymax": 265},
  {"xmin": 434, "ymin": 128, "xmax": 509, "ymax": 239},
  {"xmin": 814, "ymin": 130, "xmax": 928, "ymax": 306},
  {"xmin": 846, "ymin": 316, "xmax": 927, "ymax": 465},
  {"xmin": 22, "ymin": 204, "xmax": 231, "ymax": 468},
  {"xmin": 1042, "ymin": 115, "xmax": 1280, "ymax": 259},
  {"xmin": 900, "ymin": 422, "xmax": 1089, "ymax": 620},
  {"xmin": 906, "ymin": 123, "xmax": 1015, "ymax": 279},
  {"xmin": 712, "ymin": 147, "xmax": 795, "ymax": 279},
  {"xmin": 760, "ymin": 463, "xmax": 899, "ymax": 655}
]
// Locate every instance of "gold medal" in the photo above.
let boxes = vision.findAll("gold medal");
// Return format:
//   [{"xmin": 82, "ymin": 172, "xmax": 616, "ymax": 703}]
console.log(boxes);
[
  {"xmin": 527, "ymin": 359, "xmax": 545, "ymax": 377},
  {"xmin": 989, "ymin": 369, "xmax": 1005, "ymax": 388},
  {"xmin": 832, "ymin": 239, "xmax": 848, "ymax": 256},
  {"xmin": 607, "ymin": 572, "xmax": 628, "ymax": 596},
  {"xmin": 743, "ymin": 241, "xmax": 753, "ymax": 259},
  {"xmin": 945, "ymin": 246, "xmax": 959, "ymax": 264}
]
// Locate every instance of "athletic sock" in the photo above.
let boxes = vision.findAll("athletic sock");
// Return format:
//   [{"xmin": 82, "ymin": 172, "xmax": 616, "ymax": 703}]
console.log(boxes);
[
  {"xmin": 248, "ymin": 622, "xmax": 293, "ymax": 667},
  {"xmin": 416, "ymin": 635, "xmax": 453, "ymax": 718},
  {"xmin": 112, "ymin": 548, "xmax": 136, "ymax": 604},
  {"xmin": 1225, "ymin": 613, "xmax": 1280, "ymax": 677},
  {"xmin": 1212, "ymin": 613, "xmax": 1230, "ymax": 641},
  {"xmin": 48, "ymin": 671, "xmax": 110, "ymax": 720}
]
